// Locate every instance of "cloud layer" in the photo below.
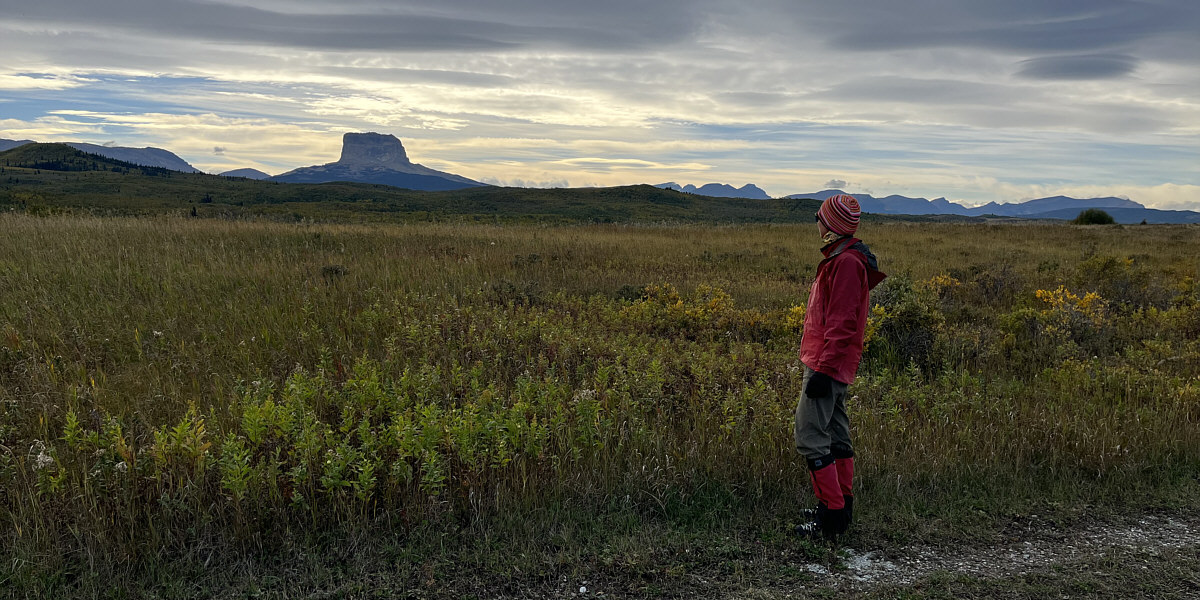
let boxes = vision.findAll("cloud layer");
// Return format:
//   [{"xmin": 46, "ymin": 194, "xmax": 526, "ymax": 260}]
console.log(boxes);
[{"xmin": 1, "ymin": 0, "xmax": 1198, "ymax": 207}]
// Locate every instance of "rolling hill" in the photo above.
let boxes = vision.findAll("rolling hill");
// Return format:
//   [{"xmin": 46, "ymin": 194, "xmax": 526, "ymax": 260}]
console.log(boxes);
[
  {"xmin": 219, "ymin": 168, "xmax": 272, "ymax": 180},
  {"xmin": 0, "ymin": 138, "xmax": 200, "ymax": 172},
  {"xmin": 0, "ymin": 143, "xmax": 825, "ymax": 224}
]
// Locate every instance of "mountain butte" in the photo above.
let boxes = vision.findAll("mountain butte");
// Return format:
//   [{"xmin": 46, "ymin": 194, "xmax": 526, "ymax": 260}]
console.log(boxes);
[{"xmin": 271, "ymin": 133, "xmax": 487, "ymax": 191}]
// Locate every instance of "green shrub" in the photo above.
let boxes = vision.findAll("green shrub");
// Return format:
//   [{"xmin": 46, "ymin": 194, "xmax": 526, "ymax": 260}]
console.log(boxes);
[
  {"xmin": 1074, "ymin": 208, "xmax": 1116, "ymax": 225},
  {"xmin": 863, "ymin": 274, "xmax": 944, "ymax": 373}
]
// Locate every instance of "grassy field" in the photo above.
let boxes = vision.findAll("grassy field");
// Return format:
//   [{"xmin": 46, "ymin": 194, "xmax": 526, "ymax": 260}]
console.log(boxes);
[{"xmin": 1, "ymin": 214, "xmax": 1199, "ymax": 597}]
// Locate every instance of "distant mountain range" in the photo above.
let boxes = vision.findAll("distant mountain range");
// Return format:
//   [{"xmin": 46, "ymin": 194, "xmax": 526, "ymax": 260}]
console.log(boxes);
[
  {"xmin": 1, "ymin": 133, "xmax": 486, "ymax": 192},
  {"xmin": 0, "ymin": 139, "xmax": 33, "ymax": 152},
  {"xmin": 650, "ymin": 182, "xmax": 1198, "ymax": 224},
  {"xmin": 783, "ymin": 189, "xmax": 1137, "ymax": 216},
  {"xmin": 270, "ymin": 133, "xmax": 487, "ymax": 191},
  {"xmin": 0, "ymin": 143, "xmax": 829, "ymax": 224},
  {"xmin": 3, "ymin": 135, "xmax": 1196, "ymax": 221},
  {"xmin": 0, "ymin": 138, "xmax": 199, "ymax": 172},
  {"xmin": 784, "ymin": 189, "xmax": 1199, "ymax": 224},
  {"xmin": 653, "ymin": 182, "xmax": 1198, "ymax": 224},
  {"xmin": 656, "ymin": 182, "xmax": 770, "ymax": 199},
  {"xmin": 1020, "ymin": 206, "xmax": 1200, "ymax": 224}
]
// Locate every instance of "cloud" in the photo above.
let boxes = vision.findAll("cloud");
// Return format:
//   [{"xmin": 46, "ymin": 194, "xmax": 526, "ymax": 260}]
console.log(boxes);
[
  {"xmin": 1124, "ymin": 184, "xmax": 1200, "ymax": 211},
  {"xmin": 824, "ymin": 179, "xmax": 847, "ymax": 189},
  {"xmin": 2, "ymin": 0, "xmax": 704, "ymax": 53},
  {"xmin": 0, "ymin": 73, "xmax": 88, "ymax": 90},
  {"xmin": 555, "ymin": 157, "xmax": 713, "ymax": 172},
  {"xmin": 816, "ymin": 76, "xmax": 1019, "ymax": 106},
  {"xmin": 1, "ymin": 1, "xmax": 1197, "ymax": 207},
  {"xmin": 1016, "ymin": 54, "xmax": 1139, "ymax": 80},
  {"xmin": 818, "ymin": 1, "xmax": 1199, "ymax": 55},
  {"xmin": 309, "ymin": 67, "xmax": 517, "ymax": 88},
  {"xmin": 479, "ymin": 176, "xmax": 571, "ymax": 188},
  {"xmin": 213, "ymin": 146, "xmax": 226, "ymax": 154},
  {"xmin": 0, "ymin": 116, "xmax": 109, "ymax": 138}
]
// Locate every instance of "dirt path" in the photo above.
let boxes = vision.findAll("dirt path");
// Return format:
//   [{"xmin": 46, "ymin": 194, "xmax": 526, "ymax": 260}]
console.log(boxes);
[
  {"xmin": 523, "ymin": 513, "xmax": 1200, "ymax": 599},
  {"xmin": 802, "ymin": 513, "xmax": 1200, "ymax": 589}
]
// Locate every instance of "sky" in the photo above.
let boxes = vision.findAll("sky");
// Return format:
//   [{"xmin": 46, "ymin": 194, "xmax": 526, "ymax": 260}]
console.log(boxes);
[{"xmin": 2, "ymin": 0, "xmax": 1199, "ymax": 208}]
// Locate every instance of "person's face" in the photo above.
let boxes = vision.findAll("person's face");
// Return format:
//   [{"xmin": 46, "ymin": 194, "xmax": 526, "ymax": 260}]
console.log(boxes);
[{"xmin": 816, "ymin": 214, "xmax": 829, "ymax": 237}]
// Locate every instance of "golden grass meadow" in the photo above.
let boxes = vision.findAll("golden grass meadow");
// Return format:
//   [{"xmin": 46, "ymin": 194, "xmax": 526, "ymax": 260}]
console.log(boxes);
[{"xmin": 1, "ymin": 214, "xmax": 1199, "ymax": 596}]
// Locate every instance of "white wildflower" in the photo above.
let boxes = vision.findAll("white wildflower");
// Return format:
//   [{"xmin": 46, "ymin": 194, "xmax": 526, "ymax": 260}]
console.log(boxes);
[
  {"xmin": 30, "ymin": 442, "xmax": 53, "ymax": 470},
  {"xmin": 35, "ymin": 452, "xmax": 54, "ymax": 470},
  {"xmin": 115, "ymin": 461, "xmax": 129, "ymax": 474}
]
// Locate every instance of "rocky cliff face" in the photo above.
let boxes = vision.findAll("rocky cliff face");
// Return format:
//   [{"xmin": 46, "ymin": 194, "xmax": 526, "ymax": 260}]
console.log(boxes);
[{"xmin": 337, "ymin": 132, "xmax": 411, "ymax": 168}]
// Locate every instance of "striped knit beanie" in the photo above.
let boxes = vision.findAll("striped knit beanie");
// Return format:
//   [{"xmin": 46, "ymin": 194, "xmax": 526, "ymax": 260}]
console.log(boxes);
[{"xmin": 817, "ymin": 194, "xmax": 861, "ymax": 235}]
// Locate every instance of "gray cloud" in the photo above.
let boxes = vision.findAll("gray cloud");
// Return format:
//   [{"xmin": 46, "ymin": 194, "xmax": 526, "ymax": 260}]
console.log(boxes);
[
  {"xmin": 1016, "ymin": 54, "xmax": 1139, "ymax": 80},
  {"xmin": 816, "ymin": 77, "xmax": 1024, "ymax": 106},
  {"xmin": 815, "ymin": 0, "xmax": 1200, "ymax": 55},
  {"xmin": 710, "ymin": 91, "xmax": 799, "ymax": 109},
  {"xmin": 5, "ymin": 0, "xmax": 704, "ymax": 52},
  {"xmin": 825, "ymin": 179, "xmax": 847, "ymax": 189},
  {"xmin": 6, "ymin": 0, "xmax": 1199, "ymax": 65},
  {"xmin": 1, "ymin": 0, "xmax": 1197, "ymax": 207},
  {"xmin": 809, "ymin": 74, "xmax": 1183, "ymax": 136},
  {"xmin": 311, "ymin": 67, "xmax": 516, "ymax": 88},
  {"xmin": 480, "ymin": 176, "xmax": 571, "ymax": 188}
]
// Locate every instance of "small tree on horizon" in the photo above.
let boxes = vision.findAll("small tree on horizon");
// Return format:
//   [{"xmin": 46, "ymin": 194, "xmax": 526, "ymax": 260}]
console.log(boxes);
[{"xmin": 1074, "ymin": 208, "xmax": 1116, "ymax": 225}]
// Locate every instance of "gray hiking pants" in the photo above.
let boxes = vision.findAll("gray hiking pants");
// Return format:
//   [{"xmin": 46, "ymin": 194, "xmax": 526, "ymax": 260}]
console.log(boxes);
[{"xmin": 794, "ymin": 366, "xmax": 854, "ymax": 461}]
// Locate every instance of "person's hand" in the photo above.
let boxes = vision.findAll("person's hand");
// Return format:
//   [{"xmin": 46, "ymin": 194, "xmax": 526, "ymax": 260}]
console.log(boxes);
[{"xmin": 805, "ymin": 371, "xmax": 834, "ymax": 398}]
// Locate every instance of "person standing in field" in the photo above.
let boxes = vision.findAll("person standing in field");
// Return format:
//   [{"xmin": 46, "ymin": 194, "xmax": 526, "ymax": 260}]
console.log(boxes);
[{"xmin": 795, "ymin": 194, "xmax": 886, "ymax": 540}]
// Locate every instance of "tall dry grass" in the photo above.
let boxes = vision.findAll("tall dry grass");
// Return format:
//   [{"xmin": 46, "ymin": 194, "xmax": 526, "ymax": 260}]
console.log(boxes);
[{"xmin": 1, "ymin": 214, "xmax": 1198, "ymax": 589}]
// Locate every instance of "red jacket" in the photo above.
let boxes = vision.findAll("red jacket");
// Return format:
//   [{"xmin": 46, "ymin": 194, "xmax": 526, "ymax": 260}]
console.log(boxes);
[{"xmin": 800, "ymin": 237, "xmax": 886, "ymax": 385}]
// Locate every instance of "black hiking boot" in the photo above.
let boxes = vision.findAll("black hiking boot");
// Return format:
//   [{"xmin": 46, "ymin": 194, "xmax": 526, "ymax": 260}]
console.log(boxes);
[
  {"xmin": 798, "ymin": 496, "xmax": 850, "ymax": 521},
  {"xmin": 793, "ymin": 504, "xmax": 850, "ymax": 541},
  {"xmin": 793, "ymin": 518, "xmax": 823, "ymax": 539}
]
